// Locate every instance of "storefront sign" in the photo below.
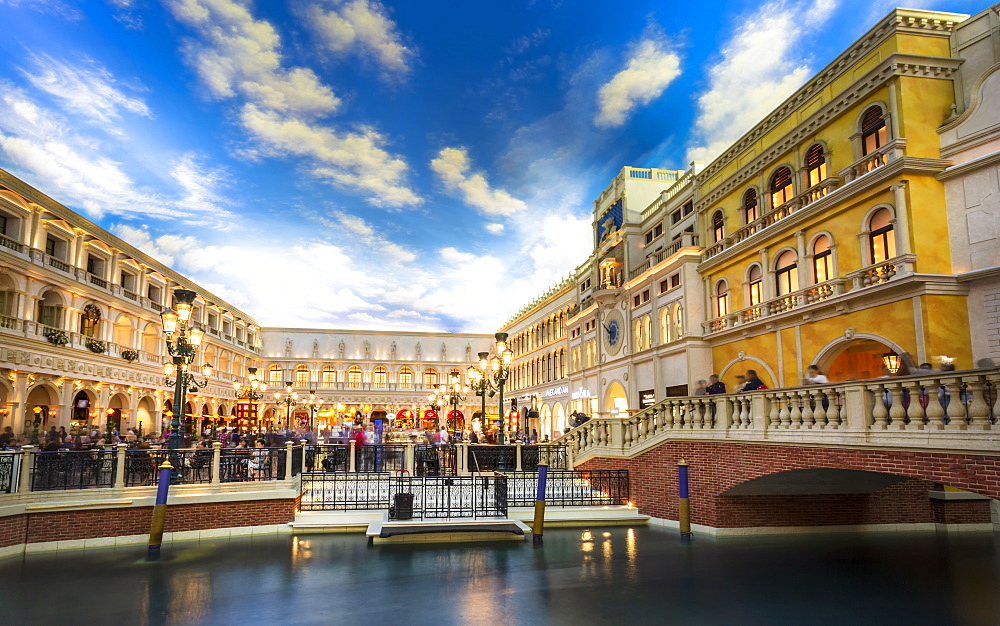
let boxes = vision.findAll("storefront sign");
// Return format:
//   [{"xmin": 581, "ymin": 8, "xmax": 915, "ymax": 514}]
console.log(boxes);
[
  {"xmin": 543, "ymin": 385, "xmax": 569, "ymax": 398},
  {"xmin": 639, "ymin": 389, "xmax": 656, "ymax": 409},
  {"xmin": 571, "ymin": 387, "xmax": 592, "ymax": 401}
]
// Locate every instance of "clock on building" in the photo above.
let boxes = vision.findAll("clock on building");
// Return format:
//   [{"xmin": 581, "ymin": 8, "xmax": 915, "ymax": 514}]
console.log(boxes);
[{"xmin": 602, "ymin": 309, "xmax": 625, "ymax": 355}]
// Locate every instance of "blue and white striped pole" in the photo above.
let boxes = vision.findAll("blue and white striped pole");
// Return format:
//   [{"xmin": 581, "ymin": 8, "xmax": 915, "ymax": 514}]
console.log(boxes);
[{"xmin": 146, "ymin": 460, "xmax": 174, "ymax": 561}]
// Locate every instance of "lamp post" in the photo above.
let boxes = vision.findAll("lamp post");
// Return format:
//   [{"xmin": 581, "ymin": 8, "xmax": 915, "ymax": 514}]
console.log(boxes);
[
  {"xmin": 430, "ymin": 371, "xmax": 469, "ymax": 432},
  {"xmin": 490, "ymin": 333, "xmax": 513, "ymax": 444},
  {"xmin": 468, "ymin": 351, "xmax": 492, "ymax": 435},
  {"xmin": 161, "ymin": 288, "xmax": 212, "ymax": 482},
  {"xmin": 233, "ymin": 366, "xmax": 267, "ymax": 438},
  {"xmin": 303, "ymin": 391, "xmax": 322, "ymax": 432},
  {"xmin": 274, "ymin": 382, "xmax": 298, "ymax": 433}
]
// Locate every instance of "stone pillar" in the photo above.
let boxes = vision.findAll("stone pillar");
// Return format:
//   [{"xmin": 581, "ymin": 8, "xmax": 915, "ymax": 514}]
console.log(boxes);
[
  {"xmin": 404, "ymin": 441, "xmax": 415, "ymax": 475},
  {"xmin": 19, "ymin": 445, "xmax": 34, "ymax": 493},
  {"xmin": 349, "ymin": 440, "xmax": 356, "ymax": 473},
  {"xmin": 211, "ymin": 442, "xmax": 222, "ymax": 485},
  {"xmin": 114, "ymin": 442, "xmax": 127, "ymax": 489},
  {"xmin": 11, "ymin": 371, "xmax": 29, "ymax": 436},
  {"xmin": 300, "ymin": 439, "xmax": 309, "ymax": 473},
  {"xmin": 284, "ymin": 440, "xmax": 294, "ymax": 479},
  {"xmin": 566, "ymin": 444, "xmax": 574, "ymax": 470},
  {"xmin": 515, "ymin": 441, "xmax": 523, "ymax": 471},
  {"xmin": 795, "ymin": 230, "xmax": 809, "ymax": 286},
  {"xmin": 890, "ymin": 182, "xmax": 912, "ymax": 257}
]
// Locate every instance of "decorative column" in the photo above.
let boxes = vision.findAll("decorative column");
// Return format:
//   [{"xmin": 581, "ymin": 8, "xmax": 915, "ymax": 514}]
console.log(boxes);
[
  {"xmin": 890, "ymin": 182, "xmax": 912, "ymax": 257},
  {"xmin": 211, "ymin": 442, "xmax": 222, "ymax": 484},
  {"xmin": 114, "ymin": 442, "xmax": 127, "ymax": 489}
]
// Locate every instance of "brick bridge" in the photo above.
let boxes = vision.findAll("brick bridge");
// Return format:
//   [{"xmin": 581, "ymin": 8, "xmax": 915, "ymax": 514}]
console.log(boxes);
[{"xmin": 562, "ymin": 368, "xmax": 1000, "ymax": 532}]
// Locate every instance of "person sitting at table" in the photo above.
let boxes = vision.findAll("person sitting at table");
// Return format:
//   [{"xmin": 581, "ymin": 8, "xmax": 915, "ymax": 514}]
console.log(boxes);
[{"xmin": 248, "ymin": 439, "xmax": 268, "ymax": 474}]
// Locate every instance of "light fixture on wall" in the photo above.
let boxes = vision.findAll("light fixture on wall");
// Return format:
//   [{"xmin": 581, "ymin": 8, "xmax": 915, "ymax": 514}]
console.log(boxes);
[{"xmin": 881, "ymin": 350, "xmax": 901, "ymax": 375}]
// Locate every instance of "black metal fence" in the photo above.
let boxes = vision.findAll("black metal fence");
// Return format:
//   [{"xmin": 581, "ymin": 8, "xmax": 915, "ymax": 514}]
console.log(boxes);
[
  {"xmin": 220, "ymin": 447, "xmax": 287, "ymax": 482},
  {"xmin": 31, "ymin": 450, "xmax": 116, "ymax": 491},
  {"xmin": 390, "ymin": 475, "xmax": 507, "ymax": 519},
  {"xmin": 299, "ymin": 472, "xmax": 392, "ymax": 511},
  {"xmin": 358, "ymin": 444, "xmax": 406, "ymax": 473},
  {"xmin": 124, "ymin": 449, "xmax": 213, "ymax": 486},
  {"xmin": 521, "ymin": 445, "xmax": 568, "ymax": 470},
  {"xmin": 467, "ymin": 445, "xmax": 515, "ymax": 472},
  {"xmin": 0, "ymin": 452, "xmax": 20, "ymax": 493},
  {"xmin": 506, "ymin": 470, "xmax": 629, "ymax": 507}
]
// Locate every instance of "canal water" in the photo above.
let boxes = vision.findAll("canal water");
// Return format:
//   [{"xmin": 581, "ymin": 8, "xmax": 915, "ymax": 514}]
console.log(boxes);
[{"xmin": 1, "ymin": 527, "xmax": 998, "ymax": 625}]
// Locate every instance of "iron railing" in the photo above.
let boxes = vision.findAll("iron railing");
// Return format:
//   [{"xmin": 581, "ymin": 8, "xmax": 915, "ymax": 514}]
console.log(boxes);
[
  {"xmin": 124, "ymin": 449, "xmax": 213, "ymax": 486},
  {"xmin": 30, "ymin": 450, "xmax": 116, "ymax": 491},
  {"xmin": 0, "ymin": 452, "xmax": 20, "ymax": 493},
  {"xmin": 520, "ymin": 445, "xmax": 568, "ymax": 470},
  {"xmin": 219, "ymin": 447, "xmax": 288, "ymax": 482},
  {"xmin": 415, "ymin": 444, "xmax": 457, "ymax": 476},
  {"xmin": 312, "ymin": 444, "xmax": 351, "ymax": 472},
  {"xmin": 506, "ymin": 470, "xmax": 629, "ymax": 507},
  {"xmin": 291, "ymin": 445, "xmax": 303, "ymax": 476},
  {"xmin": 356, "ymin": 444, "xmax": 406, "ymax": 473},
  {"xmin": 299, "ymin": 472, "xmax": 392, "ymax": 511},
  {"xmin": 467, "ymin": 445, "xmax": 516, "ymax": 472}
]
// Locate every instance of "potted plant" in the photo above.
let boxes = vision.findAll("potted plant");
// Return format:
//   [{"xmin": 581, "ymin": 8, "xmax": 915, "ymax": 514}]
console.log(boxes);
[
  {"xmin": 44, "ymin": 329, "xmax": 69, "ymax": 346},
  {"xmin": 85, "ymin": 339, "xmax": 106, "ymax": 354},
  {"xmin": 121, "ymin": 349, "xmax": 138, "ymax": 362}
]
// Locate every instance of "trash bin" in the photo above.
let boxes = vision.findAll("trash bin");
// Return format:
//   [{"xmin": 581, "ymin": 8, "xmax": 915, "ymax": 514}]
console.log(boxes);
[{"xmin": 393, "ymin": 492, "xmax": 414, "ymax": 520}]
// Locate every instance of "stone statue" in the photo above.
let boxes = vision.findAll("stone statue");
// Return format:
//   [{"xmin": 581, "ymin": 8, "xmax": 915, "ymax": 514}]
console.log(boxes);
[
  {"xmin": 465, "ymin": 344, "xmax": 471, "ymax": 360},
  {"xmin": 390, "ymin": 341, "xmax": 397, "ymax": 359},
  {"xmin": 415, "ymin": 342, "xmax": 422, "ymax": 360},
  {"xmin": 312, "ymin": 339, "xmax": 319, "ymax": 358},
  {"xmin": 285, "ymin": 339, "xmax": 292, "ymax": 358},
  {"xmin": 338, "ymin": 340, "xmax": 345, "ymax": 359},
  {"xmin": 440, "ymin": 342, "xmax": 447, "ymax": 360},
  {"xmin": 364, "ymin": 340, "xmax": 371, "ymax": 358}
]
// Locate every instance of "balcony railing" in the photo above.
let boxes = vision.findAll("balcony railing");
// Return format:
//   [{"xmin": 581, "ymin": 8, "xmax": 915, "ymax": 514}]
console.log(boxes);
[
  {"xmin": 0, "ymin": 315, "xmax": 19, "ymax": 330},
  {"xmin": 839, "ymin": 139, "xmax": 906, "ymax": 183},
  {"xmin": 0, "ymin": 233, "xmax": 26, "ymax": 253},
  {"xmin": 46, "ymin": 255, "xmax": 71, "ymax": 272},
  {"xmin": 629, "ymin": 234, "xmax": 701, "ymax": 282},
  {"xmin": 88, "ymin": 273, "xmax": 108, "ymax": 289},
  {"xmin": 559, "ymin": 368, "xmax": 1000, "ymax": 461},
  {"xmin": 122, "ymin": 290, "xmax": 138, "ymax": 301}
]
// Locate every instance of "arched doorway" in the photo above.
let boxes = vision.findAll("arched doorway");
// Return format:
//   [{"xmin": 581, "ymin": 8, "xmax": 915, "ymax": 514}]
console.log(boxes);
[
  {"xmin": 820, "ymin": 337, "xmax": 912, "ymax": 381},
  {"xmin": 26, "ymin": 385, "xmax": 58, "ymax": 441},
  {"xmin": 604, "ymin": 381, "xmax": 629, "ymax": 417},
  {"xmin": 553, "ymin": 403, "xmax": 566, "ymax": 439},
  {"xmin": 539, "ymin": 403, "xmax": 551, "ymax": 439},
  {"xmin": 136, "ymin": 396, "xmax": 155, "ymax": 437},
  {"xmin": 107, "ymin": 392, "xmax": 129, "ymax": 432},
  {"xmin": 71, "ymin": 390, "xmax": 95, "ymax": 430}
]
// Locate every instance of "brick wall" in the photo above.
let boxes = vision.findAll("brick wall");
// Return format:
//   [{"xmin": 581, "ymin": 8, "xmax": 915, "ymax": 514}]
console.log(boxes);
[
  {"xmin": 578, "ymin": 441, "xmax": 998, "ymax": 529},
  {"xmin": 1, "ymin": 499, "xmax": 297, "ymax": 547}
]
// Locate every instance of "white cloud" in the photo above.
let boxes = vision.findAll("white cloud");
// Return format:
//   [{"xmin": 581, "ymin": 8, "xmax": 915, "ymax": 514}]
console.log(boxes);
[
  {"xmin": 305, "ymin": 0, "xmax": 414, "ymax": 77},
  {"xmin": 485, "ymin": 222, "xmax": 505, "ymax": 235},
  {"xmin": 20, "ymin": 53, "xmax": 151, "ymax": 125},
  {"xmin": 0, "ymin": 0, "xmax": 81, "ymax": 19},
  {"xmin": 0, "ymin": 84, "xmax": 234, "ymax": 226},
  {"xmin": 166, "ymin": 0, "xmax": 420, "ymax": 207},
  {"xmin": 594, "ymin": 35, "xmax": 681, "ymax": 129},
  {"xmin": 686, "ymin": 0, "xmax": 839, "ymax": 164},
  {"xmin": 430, "ymin": 147, "xmax": 527, "ymax": 217}
]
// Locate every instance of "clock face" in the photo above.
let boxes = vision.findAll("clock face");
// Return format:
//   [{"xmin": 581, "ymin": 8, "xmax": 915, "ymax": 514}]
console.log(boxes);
[{"xmin": 607, "ymin": 319, "xmax": 620, "ymax": 346}]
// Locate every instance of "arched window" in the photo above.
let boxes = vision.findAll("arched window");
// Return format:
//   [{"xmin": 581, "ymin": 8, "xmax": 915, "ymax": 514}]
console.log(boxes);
[
  {"xmin": 321, "ymin": 364, "xmax": 336, "ymax": 387},
  {"xmin": 0, "ymin": 275, "xmax": 16, "ymax": 317},
  {"xmin": 113, "ymin": 314, "xmax": 133, "ymax": 347},
  {"xmin": 423, "ymin": 368, "xmax": 437, "ymax": 388},
  {"xmin": 37, "ymin": 290, "xmax": 63, "ymax": 328},
  {"xmin": 715, "ymin": 280, "xmax": 729, "ymax": 317},
  {"xmin": 869, "ymin": 208, "xmax": 896, "ymax": 263},
  {"xmin": 267, "ymin": 364, "xmax": 283, "ymax": 384},
  {"xmin": 373, "ymin": 366, "xmax": 388, "ymax": 389},
  {"xmin": 775, "ymin": 250, "xmax": 799, "ymax": 296},
  {"xmin": 633, "ymin": 319, "xmax": 643, "ymax": 351},
  {"xmin": 770, "ymin": 167, "xmax": 794, "ymax": 209},
  {"xmin": 203, "ymin": 345, "xmax": 216, "ymax": 370},
  {"xmin": 141, "ymin": 322, "xmax": 159, "ymax": 353},
  {"xmin": 660, "ymin": 307, "xmax": 672, "ymax": 343},
  {"xmin": 805, "ymin": 144, "xmax": 827, "ymax": 187},
  {"xmin": 747, "ymin": 265, "xmax": 763, "ymax": 305},
  {"xmin": 80, "ymin": 303, "xmax": 101, "ymax": 338},
  {"xmin": 743, "ymin": 189, "xmax": 759, "ymax": 224},
  {"xmin": 813, "ymin": 235, "xmax": 833, "ymax": 283},
  {"xmin": 672, "ymin": 303, "xmax": 683, "ymax": 339},
  {"xmin": 294, "ymin": 365, "xmax": 310, "ymax": 387},
  {"xmin": 399, "ymin": 367, "xmax": 413, "ymax": 389},
  {"xmin": 643, "ymin": 315, "xmax": 652, "ymax": 350},
  {"xmin": 861, "ymin": 106, "xmax": 887, "ymax": 156},
  {"xmin": 218, "ymin": 350, "xmax": 231, "ymax": 375},
  {"xmin": 712, "ymin": 210, "xmax": 725, "ymax": 242},
  {"xmin": 348, "ymin": 365, "xmax": 363, "ymax": 387}
]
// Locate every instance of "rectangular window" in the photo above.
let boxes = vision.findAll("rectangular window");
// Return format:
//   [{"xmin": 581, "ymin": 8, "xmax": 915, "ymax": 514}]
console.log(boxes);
[
  {"xmin": 0, "ymin": 214, "xmax": 7, "ymax": 236},
  {"xmin": 295, "ymin": 369, "xmax": 310, "ymax": 387},
  {"xmin": 208, "ymin": 313, "xmax": 218, "ymax": 329},
  {"xmin": 399, "ymin": 370, "xmax": 413, "ymax": 388},
  {"xmin": 45, "ymin": 236, "xmax": 57, "ymax": 257},
  {"xmin": 642, "ymin": 289, "xmax": 650, "ymax": 303},
  {"xmin": 86, "ymin": 254, "xmax": 105, "ymax": 277},
  {"xmin": 0, "ymin": 291, "xmax": 15, "ymax": 316},
  {"xmin": 633, "ymin": 294, "xmax": 641, "ymax": 307},
  {"xmin": 119, "ymin": 271, "xmax": 134, "ymax": 290},
  {"xmin": 223, "ymin": 320, "xmax": 232, "ymax": 336},
  {"xmin": 682, "ymin": 201, "xmax": 693, "ymax": 216},
  {"xmin": 670, "ymin": 273, "xmax": 680, "ymax": 289},
  {"xmin": 659, "ymin": 279, "xmax": 669, "ymax": 294},
  {"xmin": 147, "ymin": 284, "xmax": 161, "ymax": 303},
  {"xmin": 670, "ymin": 210, "xmax": 681, "ymax": 225},
  {"xmin": 748, "ymin": 281, "xmax": 762, "ymax": 305}
]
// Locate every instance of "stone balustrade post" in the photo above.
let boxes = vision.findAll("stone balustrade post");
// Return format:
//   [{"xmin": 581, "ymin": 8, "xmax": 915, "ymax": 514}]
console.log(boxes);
[
  {"xmin": 515, "ymin": 441, "xmax": 523, "ymax": 471},
  {"xmin": 566, "ymin": 444, "xmax": 575, "ymax": 470},
  {"xmin": 610, "ymin": 419, "xmax": 625, "ymax": 450},
  {"xmin": 714, "ymin": 396, "xmax": 731, "ymax": 430},
  {"xmin": 750, "ymin": 393, "xmax": 769, "ymax": 430},
  {"xmin": 349, "ymin": 440, "xmax": 356, "ymax": 472},
  {"xmin": 300, "ymin": 440, "xmax": 309, "ymax": 473},
  {"xmin": 404, "ymin": 441, "xmax": 415, "ymax": 475},
  {"xmin": 19, "ymin": 445, "xmax": 34, "ymax": 493},
  {"xmin": 284, "ymin": 441, "xmax": 294, "ymax": 479},
  {"xmin": 114, "ymin": 443, "xmax": 127, "ymax": 489},
  {"xmin": 842, "ymin": 383, "xmax": 873, "ymax": 431},
  {"xmin": 211, "ymin": 442, "xmax": 222, "ymax": 484}
]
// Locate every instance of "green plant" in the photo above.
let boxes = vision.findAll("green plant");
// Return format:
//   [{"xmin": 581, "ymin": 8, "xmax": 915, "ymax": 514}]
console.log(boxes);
[
  {"xmin": 85, "ymin": 339, "xmax": 106, "ymax": 354},
  {"xmin": 44, "ymin": 329, "xmax": 69, "ymax": 346},
  {"xmin": 121, "ymin": 349, "xmax": 138, "ymax": 362}
]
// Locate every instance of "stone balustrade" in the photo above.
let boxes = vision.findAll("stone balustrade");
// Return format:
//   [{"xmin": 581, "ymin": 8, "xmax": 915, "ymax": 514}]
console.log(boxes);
[{"xmin": 559, "ymin": 368, "xmax": 1000, "ymax": 463}]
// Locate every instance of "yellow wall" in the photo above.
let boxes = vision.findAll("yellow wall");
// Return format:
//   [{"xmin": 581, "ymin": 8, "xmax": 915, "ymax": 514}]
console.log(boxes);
[{"xmin": 920, "ymin": 294, "xmax": 973, "ymax": 368}]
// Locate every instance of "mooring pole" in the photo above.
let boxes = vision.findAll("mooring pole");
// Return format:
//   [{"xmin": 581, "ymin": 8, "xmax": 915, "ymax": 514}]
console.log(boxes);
[
  {"xmin": 678, "ymin": 459, "xmax": 692, "ymax": 541},
  {"xmin": 532, "ymin": 462, "xmax": 548, "ymax": 544},
  {"xmin": 146, "ymin": 460, "xmax": 174, "ymax": 561}
]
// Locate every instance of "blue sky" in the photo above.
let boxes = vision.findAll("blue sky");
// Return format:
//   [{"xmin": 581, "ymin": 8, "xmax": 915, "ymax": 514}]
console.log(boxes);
[{"xmin": 0, "ymin": 0, "xmax": 985, "ymax": 332}]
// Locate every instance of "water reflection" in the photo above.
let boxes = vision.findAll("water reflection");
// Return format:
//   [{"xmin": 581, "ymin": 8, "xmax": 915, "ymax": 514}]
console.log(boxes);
[{"xmin": 0, "ymin": 528, "xmax": 997, "ymax": 625}]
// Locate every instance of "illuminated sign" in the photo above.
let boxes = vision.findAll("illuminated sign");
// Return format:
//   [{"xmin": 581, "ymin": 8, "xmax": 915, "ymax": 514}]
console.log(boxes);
[
  {"xmin": 543, "ymin": 385, "xmax": 569, "ymax": 398},
  {"xmin": 571, "ymin": 387, "xmax": 592, "ymax": 400},
  {"xmin": 639, "ymin": 389, "xmax": 656, "ymax": 409}
]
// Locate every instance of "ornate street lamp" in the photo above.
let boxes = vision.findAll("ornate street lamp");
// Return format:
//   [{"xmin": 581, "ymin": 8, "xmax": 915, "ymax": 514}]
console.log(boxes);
[
  {"xmin": 161, "ymin": 288, "xmax": 212, "ymax": 482},
  {"xmin": 233, "ymin": 366, "xmax": 267, "ymax": 438},
  {"xmin": 474, "ymin": 333, "xmax": 513, "ymax": 444},
  {"xmin": 468, "ymin": 351, "xmax": 493, "ymax": 436},
  {"xmin": 429, "ymin": 371, "xmax": 469, "ymax": 432},
  {"xmin": 273, "ymin": 382, "xmax": 298, "ymax": 432},
  {"xmin": 302, "ymin": 390, "xmax": 323, "ymax": 432}
]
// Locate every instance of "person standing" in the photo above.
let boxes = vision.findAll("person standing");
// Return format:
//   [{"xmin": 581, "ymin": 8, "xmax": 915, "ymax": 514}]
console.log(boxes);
[
  {"xmin": 693, "ymin": 380, "xmax": 709, "ymax": 396},
  {"xmin": 742, "ymin": 369, "xmax": 767, "ymax": 391},
  {"xmin": 733, "ymin": 375, "xmax": 747, "ymax": 392},
  {"xmin": 706, "ymin": 375, "xmax": 727, "ymax": 395},
  {"xmin": 804, "ymin": 365, "xmax": 829, "ymax": 385}
]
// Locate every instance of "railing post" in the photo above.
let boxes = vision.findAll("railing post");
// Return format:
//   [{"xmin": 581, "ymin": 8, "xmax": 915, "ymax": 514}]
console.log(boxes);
[
  {"xmin": 404, "ymin": 441, "xmax": 415, "ymax": 475},
  {"xmin": 842, "ymin": 383, "xmax": 872, "ymax": 432},
  {"xmin": 211, "ymin": 442, "xmax": 221, "ymax": 485},
  {"xmin": 349, "ymin": 440, "xmax": 356, "ymax": 472},
  {"xmin": 714, "ymin": 396, "xmax": 731, "ymax": 430},
  {"xmin": 750, "ymin": 393, "xmax": 769, "ymax": 430},
  {"xmin": 610, "ymin": 420, "xmax": 625, "ymax": 450},
  {"xmin": 566, "ymin": 443, "xmax": 575, "ymax": 469},
  {"xmin": 458, "ymin": 443, "xmax": 468, "ymax": 475},
  {"xmin": 515, "ymin": 441, "xmax": 523, "ymax": 471},
  {"xmin": 19, "ymin": 445, "xmax": 34, "ymax": 493},
  {"xmin": 300, "ymin": 440, "xmax": 309, "ymax": 473},
  {"xmin": 284, "ymin": 440, "xmax": 294, "ymax": 479},
  {"xmin": 114, "ymin": 443, "xmax": 127, "ymax": 489}
]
